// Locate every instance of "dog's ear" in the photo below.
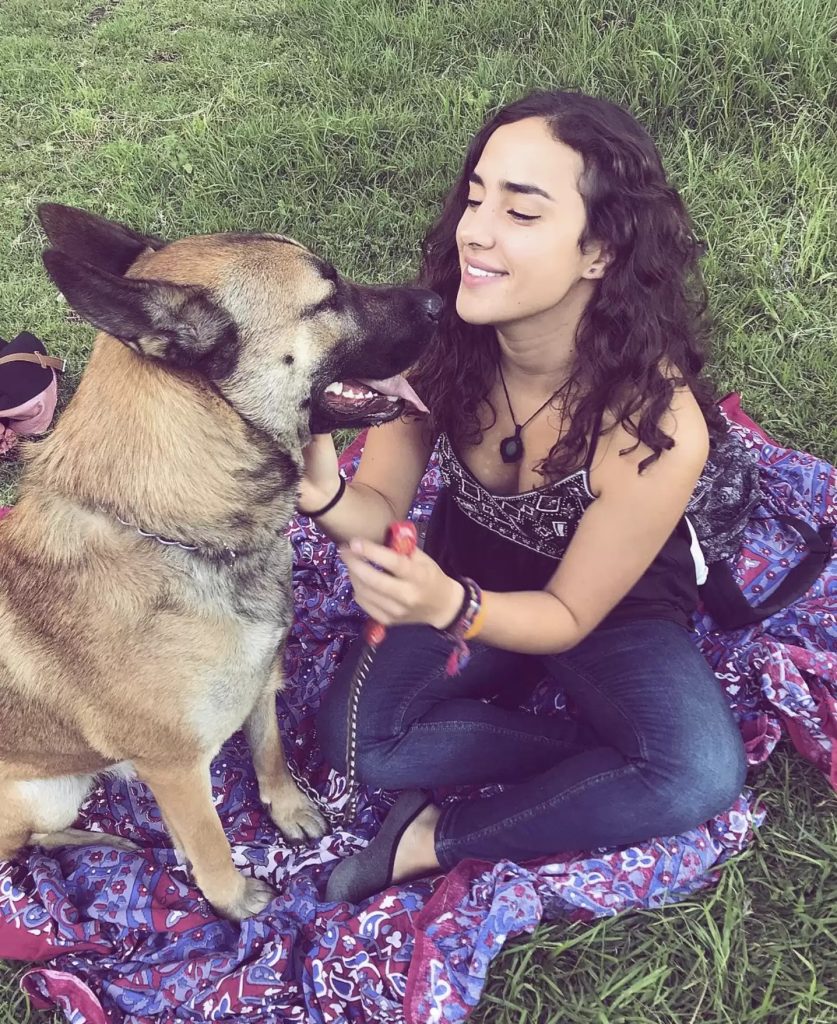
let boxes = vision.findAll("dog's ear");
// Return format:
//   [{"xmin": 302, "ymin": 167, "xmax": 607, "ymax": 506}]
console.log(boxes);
[
  {"xmin": 37, "ymin": 204, "xmax": 166, "ymax": 277},
  {"xmin": 42, "ymin": 249, "xmax": 238, "ymax": 379}
]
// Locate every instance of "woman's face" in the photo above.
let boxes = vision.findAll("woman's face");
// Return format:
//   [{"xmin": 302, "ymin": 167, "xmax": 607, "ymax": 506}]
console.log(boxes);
[{"xmin": 455, "ymin": 116, "xmax": 606, "ymax": 331}]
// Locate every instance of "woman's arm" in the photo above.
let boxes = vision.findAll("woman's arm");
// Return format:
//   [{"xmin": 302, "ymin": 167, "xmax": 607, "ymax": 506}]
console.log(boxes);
[
  {"xmin": 342, "ymin": 386, "xmax": 709, "ymax": 654},
  {"xmin": 298, "ymin": 414, "xmax": 434, "ymax": 546}
]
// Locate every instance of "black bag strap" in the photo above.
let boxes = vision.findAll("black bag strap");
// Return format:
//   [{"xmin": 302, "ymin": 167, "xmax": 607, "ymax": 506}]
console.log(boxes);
[{"xmin": 700, "ymin": 514, "xmax": 833, "ymax": 629}]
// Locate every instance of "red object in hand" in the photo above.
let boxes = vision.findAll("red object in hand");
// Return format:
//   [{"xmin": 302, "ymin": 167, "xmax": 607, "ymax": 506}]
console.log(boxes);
[{"xmin": 362, "ymin": 520, "xmax": 418, "ymax": 647}]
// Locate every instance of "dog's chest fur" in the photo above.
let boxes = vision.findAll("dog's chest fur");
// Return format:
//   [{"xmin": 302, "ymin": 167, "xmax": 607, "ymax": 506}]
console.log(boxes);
[{"xmin": 162, "ymin": 533, "xmax": 295, "ymax": 749}]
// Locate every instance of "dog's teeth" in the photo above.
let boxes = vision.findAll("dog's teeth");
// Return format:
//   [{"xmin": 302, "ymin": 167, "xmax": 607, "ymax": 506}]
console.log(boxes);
[
  {"xmin": 386, "ymin": 395, "xmax": 398, "ymax": 402},
  {"xmin": 325, "ymin": 382, "xmax": 387, "ymax": 402}
]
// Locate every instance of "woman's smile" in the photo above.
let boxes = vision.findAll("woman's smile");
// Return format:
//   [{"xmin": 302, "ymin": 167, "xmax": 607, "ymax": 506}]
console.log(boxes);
[{"xmin": 461, "ymin": 256, "xmax": 508, "ymax": 286}]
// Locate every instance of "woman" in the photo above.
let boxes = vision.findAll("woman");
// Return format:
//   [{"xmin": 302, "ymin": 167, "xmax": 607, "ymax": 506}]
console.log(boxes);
[{"xmin": 303, "ymin": 90, "xmax": 747, "ymax": 905}]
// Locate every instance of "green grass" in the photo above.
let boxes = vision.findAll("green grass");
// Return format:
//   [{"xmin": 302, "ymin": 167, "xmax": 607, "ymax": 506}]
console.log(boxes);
[
  {"xmin": 0, "ymin": 0, "xmax": 835, "ymax": 1020},
  {"xmin": 474, "ymin": 749, "xmax": 837, "ymax": 1024}
]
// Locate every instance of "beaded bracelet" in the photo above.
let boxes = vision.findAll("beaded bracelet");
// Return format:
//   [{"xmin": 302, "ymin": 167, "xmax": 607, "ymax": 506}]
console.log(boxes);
[{"xmin": 443, "ymin": 576, "xmax": 483, "ymax": 676}]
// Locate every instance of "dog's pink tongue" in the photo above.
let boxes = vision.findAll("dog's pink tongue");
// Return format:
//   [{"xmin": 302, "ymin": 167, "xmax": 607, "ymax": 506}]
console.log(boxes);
[{"xmin": 359, "ymin": 375, "xmax": 429, "ymax": 414}]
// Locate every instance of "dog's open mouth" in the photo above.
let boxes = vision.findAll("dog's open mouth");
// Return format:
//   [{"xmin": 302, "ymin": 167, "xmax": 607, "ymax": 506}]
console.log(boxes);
[{"xmin": 321, "ymin": 375, "xmax": 429, "ymax": 419}]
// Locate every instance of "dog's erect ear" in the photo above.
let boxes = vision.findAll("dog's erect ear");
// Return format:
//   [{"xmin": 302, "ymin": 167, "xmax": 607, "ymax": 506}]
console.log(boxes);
[
  {"xmin": 42, "ymin": 249, "xmax": 238, "ymax": 379},
  {"xmin": 37, "ymin": 204, "xmax": 166, "ymax": 277}
]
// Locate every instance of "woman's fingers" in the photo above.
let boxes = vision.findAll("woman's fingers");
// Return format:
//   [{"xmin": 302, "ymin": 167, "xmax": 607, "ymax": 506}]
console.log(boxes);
[
  {"xmin": 346, "ymin": 538, "xmax": 412, "ymax": 577},
  {"xmin": 340, "ymin": 548, "xmax": 417, "ymax": 598},
  {"xmin": 341, "ymin": 548, "xmax": 407, "ymax": 597},
  {"xmin": 354, "ymin": 597, "xmax": 405, "ymax": 625},
  {"xmin": 340, "ymin": 538, "xmax": 447, "ymax": 626}
]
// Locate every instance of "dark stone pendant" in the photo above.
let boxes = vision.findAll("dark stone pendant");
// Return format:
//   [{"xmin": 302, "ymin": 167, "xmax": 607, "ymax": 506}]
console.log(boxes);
[{"xmin": 499, "ymin": 428, "xmax": 524, "ymax": 464}]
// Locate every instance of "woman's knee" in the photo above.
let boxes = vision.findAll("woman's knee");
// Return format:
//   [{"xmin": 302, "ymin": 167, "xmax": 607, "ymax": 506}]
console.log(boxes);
[
  {"xmin": 707, "ymin": 734, "xmax": 748, "ymax": 812},
  {"xmin": 353, "ymin": 745, "xmax": 402, "ymax": 789},
  {"xmin": 316, "ymin": 694, "xmax": 403, "ymax": 788},
  {"xmin": 315, "ymin": 677, "xmax": 406, "ymax": 784},
  {"xmin": 315, "ymin": 625, "xmax": 434, "ymax": 774},
  {"xmin": 658, "ymin": 731, "xmax": 748, "ymax": 833}
]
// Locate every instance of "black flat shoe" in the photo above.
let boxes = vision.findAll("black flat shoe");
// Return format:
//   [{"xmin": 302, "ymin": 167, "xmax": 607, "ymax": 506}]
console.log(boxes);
[{"xmin": 325, "ymin": 790, "xmax": 433, "ymax": 905}]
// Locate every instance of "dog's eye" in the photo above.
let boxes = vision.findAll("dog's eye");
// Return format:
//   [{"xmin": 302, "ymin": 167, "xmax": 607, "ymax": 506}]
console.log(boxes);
[{"xmin": 301, "ymin": 287, "xmax": 342, "ymax": 319}]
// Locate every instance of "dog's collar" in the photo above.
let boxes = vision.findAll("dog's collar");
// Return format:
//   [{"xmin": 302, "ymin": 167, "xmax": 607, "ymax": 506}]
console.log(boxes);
[{"xmin": 102, "ymin": 507, "xmax": 239, "ymax": 565}]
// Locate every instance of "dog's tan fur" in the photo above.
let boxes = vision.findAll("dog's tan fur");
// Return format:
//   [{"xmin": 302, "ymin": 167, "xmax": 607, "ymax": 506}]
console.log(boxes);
[{"xmin": 0, "ymin": 205, "xmax": 438, "ymax": 919}]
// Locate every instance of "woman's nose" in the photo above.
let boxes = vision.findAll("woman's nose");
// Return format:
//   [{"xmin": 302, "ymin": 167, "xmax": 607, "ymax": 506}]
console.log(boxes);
[{"xmin": 457, "ymin": 206, "xmax": 495, "ymax": 250}]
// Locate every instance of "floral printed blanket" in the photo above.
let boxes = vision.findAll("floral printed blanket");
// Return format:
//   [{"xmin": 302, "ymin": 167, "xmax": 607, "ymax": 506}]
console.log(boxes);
[{"xmin": 0, "ymin": 394, "xmax": 834, "ymax": 1023}]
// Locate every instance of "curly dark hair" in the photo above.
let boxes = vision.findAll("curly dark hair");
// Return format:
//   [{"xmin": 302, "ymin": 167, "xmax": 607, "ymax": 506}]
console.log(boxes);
[{"xmin": 409, "ymin": 89, "xmax": 724, "ymax": 475}]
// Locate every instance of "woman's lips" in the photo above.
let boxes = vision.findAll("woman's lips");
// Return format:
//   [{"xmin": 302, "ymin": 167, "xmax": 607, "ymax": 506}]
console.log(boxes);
[{"xmin": 461, "ymin": 261, "xmax": 508, "ymax": 287}]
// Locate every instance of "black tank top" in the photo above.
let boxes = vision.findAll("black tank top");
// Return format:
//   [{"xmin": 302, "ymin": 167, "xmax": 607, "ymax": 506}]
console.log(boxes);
[{"xmin": 423, "ymin": 421, "xmax": 699, "ymax": 630}]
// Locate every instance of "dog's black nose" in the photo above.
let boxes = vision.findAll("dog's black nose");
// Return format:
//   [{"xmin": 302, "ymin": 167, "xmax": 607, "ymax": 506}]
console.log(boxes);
[{"xmin": 419, "ymin": 291, "xmax": 443, "ymax": 322}]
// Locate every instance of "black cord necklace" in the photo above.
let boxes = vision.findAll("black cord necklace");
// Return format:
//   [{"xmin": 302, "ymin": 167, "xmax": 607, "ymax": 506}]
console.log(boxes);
[{"xmin": 497, "ymin": 364, "xmax": 560, "ymax": 464}]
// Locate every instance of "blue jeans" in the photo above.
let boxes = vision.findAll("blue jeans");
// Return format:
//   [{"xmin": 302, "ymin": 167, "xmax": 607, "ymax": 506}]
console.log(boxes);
[{"xmin": 316, "ymin": 619, "xmax": 747, "ymax": 869}]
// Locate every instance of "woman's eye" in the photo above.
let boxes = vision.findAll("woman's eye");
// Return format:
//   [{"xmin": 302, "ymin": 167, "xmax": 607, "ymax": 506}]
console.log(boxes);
[{"xmin": 464, "ymin": 198, "xmax": 538, "ymax": 221}]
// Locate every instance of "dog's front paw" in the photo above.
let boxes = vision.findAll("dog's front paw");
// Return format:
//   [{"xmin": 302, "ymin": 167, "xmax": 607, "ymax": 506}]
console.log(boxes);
[
  {"xmin": 213, "ymin": 874, "xmax": 275, "ymax": 921},
  {"xmin": 266, "ymin": 783, "xmax": 328, "ymax": 842}
]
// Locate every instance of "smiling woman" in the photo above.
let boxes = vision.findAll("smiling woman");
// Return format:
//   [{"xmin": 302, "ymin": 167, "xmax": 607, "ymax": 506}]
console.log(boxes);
[{"xmin": 306, "ymin": 89, "xmax": 750, "ymax": 908}]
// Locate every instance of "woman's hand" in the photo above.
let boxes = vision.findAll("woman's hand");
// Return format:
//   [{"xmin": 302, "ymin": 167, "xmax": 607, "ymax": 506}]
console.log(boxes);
[
  {"xmin": 340, "ymin": 537, "xmax": 464, "ymax": 630},
  {"xmin": 299, "ymin": 433, "xmax": 341, "ymax": 513}
]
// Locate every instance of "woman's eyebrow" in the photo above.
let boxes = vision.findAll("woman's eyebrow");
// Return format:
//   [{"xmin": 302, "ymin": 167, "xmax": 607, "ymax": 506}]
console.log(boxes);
[{"xmin": 469, "ymin": 171, "xmax": 554, "ymax": 202}]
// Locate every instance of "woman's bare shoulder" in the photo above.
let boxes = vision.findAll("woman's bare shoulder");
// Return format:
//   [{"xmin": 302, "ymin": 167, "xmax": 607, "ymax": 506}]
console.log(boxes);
[{"xmin": 592, "ymin": 381, "xmax": 709, "ymax": 492}]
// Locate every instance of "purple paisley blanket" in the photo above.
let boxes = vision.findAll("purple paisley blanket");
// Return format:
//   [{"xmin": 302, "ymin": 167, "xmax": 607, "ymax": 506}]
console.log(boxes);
[{"xmin": 0, "ymin": 394, "xmax": 834, "ymax": 1023}]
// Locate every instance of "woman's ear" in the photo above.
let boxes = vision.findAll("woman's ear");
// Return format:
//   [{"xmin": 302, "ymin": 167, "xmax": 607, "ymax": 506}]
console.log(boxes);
[{"xmin": 581, "ymin": 242, "xmax": 612, "ymax": 280}]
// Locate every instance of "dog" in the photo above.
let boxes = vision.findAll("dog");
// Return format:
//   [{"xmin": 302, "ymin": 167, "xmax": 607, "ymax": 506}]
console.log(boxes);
[{"xmin": 0, "ymin": 204, "xmax": 440, "ymax": 920}]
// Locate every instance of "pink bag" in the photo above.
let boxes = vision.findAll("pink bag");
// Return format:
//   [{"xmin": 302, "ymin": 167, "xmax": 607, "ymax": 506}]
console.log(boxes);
[{"xmin": 0, "ymin": 331, "xmax": 65, "ymax": 454}]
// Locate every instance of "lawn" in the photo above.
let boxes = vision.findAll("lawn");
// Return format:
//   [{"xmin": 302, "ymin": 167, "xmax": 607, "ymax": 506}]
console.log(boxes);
[{"xmin": 0, "ymin": 0, "xmax": 835, "ymax": 1021}]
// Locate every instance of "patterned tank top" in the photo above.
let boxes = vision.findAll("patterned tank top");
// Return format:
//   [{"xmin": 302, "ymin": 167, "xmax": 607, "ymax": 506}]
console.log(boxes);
[
  {"xmin": 433, "ymin": 430, "xmax": 598, "ymax": 561},
  {"xmin": 423, "ymin": 424, "xmax": 700, "ymax": 629}
]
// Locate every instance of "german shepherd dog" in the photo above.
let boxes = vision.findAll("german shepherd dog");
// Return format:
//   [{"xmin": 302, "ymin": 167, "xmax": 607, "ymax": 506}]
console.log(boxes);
[{"xmin": 0, "ymin": 204, "xmax": 440, "ymax": 920}]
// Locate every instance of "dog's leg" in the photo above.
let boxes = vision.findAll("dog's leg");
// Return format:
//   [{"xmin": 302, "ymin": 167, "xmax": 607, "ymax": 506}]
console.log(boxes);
[
  {"xmin": 136, "ymin": 759, "xmax": 274, "ymax": 921},
  {"xmin": 158, "ymin": 810, "xmax": 189, "ymax": 863},
  {"xmin": 0, "ymin": 780, "xmax": 34, "ymax": 860},
  {"xmin": 0, "ymin": 776, "xmax": 138, "ymax": 855},
  {"xmin": 29, "ymin": 829, "xmax": 138, "ymax": 852},
  {"xmin": 0, "ymin": 817, "xmax": 29, "ymax": 862},
  {"xmin": 244, "ymin": 662, "xmax": 327, "ymax": 842}
]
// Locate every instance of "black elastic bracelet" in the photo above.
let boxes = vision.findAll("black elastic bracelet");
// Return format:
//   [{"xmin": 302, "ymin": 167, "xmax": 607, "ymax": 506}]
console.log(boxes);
[{"xmin": 302, "ymin": 474, "xmax": 346, "ymax": 518}]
